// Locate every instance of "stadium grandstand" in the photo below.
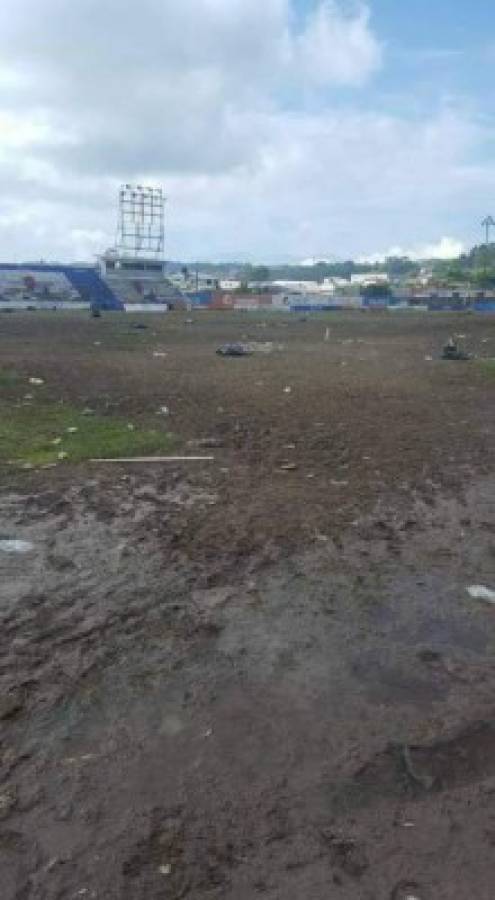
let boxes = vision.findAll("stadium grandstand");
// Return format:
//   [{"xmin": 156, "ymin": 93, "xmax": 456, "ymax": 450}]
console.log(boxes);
[{"xmin": 0, "ymin": 185, "xmax": 183, "ymax": 311}]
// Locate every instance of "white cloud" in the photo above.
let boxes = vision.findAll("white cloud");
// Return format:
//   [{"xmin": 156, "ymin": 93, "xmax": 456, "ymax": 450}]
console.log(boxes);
[
  {"xmin": 295, "ymin": 1, "xmax": 382, "ymax": 86},
  {"xmin": 360, "ymin": 236, "xmax": 466, "ymax": 264},
  {"xmin": 0, "ymin": 0, "xmax": 491, "ymax": 262}
]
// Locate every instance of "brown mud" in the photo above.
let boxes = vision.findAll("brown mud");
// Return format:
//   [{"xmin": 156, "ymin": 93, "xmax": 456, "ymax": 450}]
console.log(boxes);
[{"xmin": 0, "ymin": 311, "xmax": 494, "ymax": 898}]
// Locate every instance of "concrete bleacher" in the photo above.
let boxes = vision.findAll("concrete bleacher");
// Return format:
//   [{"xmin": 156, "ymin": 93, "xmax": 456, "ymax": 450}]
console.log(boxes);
[
  {"xmin": 0, "ymin": 263, "xmax": 184, "ymax": 310},
  {"xmin": 0, "ymin": 269, "xmax": 74, "ymax": 300},
  {"xmin": 0, "ymin": 264, "xmax": 123, "ymax": 310},
  {"xmin": 104, "ymin": 274, "xmax": 183, "ymax": 306}
]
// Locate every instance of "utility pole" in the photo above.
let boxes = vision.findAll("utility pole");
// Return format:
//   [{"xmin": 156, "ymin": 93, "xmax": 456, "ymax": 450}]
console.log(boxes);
[{"xmin": 481, "ymin": 215, "xmax": 495, "ymax": 245}]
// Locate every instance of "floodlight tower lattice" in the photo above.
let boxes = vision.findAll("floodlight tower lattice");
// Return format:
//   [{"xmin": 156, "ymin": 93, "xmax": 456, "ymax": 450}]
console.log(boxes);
[
  {"xmin": 116, "ymin": 185, "xmax": 165, "ymax": 258},
  {"xmin": 481, "ymin": 215, "xmax": 495, "ymax": 246}
]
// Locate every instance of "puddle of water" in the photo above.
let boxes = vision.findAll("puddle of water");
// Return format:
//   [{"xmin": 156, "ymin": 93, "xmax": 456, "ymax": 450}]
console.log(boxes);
[{"xmin": 0, "ymin": 539, "xmax": 34, "ymax": 554}]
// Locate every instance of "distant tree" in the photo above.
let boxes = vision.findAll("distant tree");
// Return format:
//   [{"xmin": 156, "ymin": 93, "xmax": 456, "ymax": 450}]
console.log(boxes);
[
  {"xmin": 472, "ymin": 268, "xmax": 495, "ymax": 288},
  {"xmin": 384, "ymin": 256, "xmax": 420, "ymax": 277},
  {"xmin": 249, "ymin": 266, "xmax": 271, "ymax": 282},
  {"xmin": 443, "ymin": 265, "xmax": 469, "ymax": 283},
  {"xmin": 360, "ymin": 283, "xmax": 392, "ymax": 299}
]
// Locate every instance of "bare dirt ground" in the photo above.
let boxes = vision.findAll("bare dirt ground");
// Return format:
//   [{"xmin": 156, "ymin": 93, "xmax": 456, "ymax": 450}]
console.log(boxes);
[{"xmin": 0, "ymin": 310, "xmax": 494, "ymax": 899}]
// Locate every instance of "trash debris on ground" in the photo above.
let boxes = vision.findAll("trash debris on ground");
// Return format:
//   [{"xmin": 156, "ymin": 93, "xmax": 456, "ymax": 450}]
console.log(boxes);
[
  {"xmin": 280, "ymin": 462, "xmax": 298, "ymax": 471},
  {"xmin": 52, "ymin": 437, "xmax": 62, "ymax": 445},
  {"xmin": 283, "ymin": 386, "xmax": 292, "ymax": 394},
  {"xmin": 157, "ymin": 406, "xmax": 169, "ymax": 416},
  {"xmin": 0, "ymin": 539, "xmax": 34, "ymax": 554},
  {"xmin": 91, "ymin": 456, "xmax": 215, "ymax": 463},
  {"xmin": 24, "ymin": 393, "xmax": 33, "ymax": 400},
  {"xmin": 216, "ymin": 343, "xmax": 253, "ymax": 357},
  {"xmin": 82, "ymin": 407, "xmax": 95, "ymax": 416},
  {"xmin": 246, "ymin": 341, "xmax": 283, "ymax": 353},
  {"xmin": 152, "ymin": 351, "xmax": 167, "ymax": 358},
  {"xmin": 424, "ymin": 355, "xmax": 433, "ymax": 361},
  {"xmin": 67, "ymin": 427, "xmax": 78, "ymax": 434},
  {"xmin": 57, "ymin": 451, "xmax": 69, "ymax": 460},
  {"xmin": 331, "ymin": 479, "xmax": 349, "ymax": 487},
  {"xmin": 93, "ymin": 341, "xmax": 101, "ymax": 346},
  {"xmin": 324, "ymin": 327, "xmax": 331, "ymax": 342},
  {"xmin": 185, "ymin": 318, "xmax": 194, "ymax": 325},
  {"xmin": 442, "ymin": 337, "xmax": 471, "ymax": 361},
  {"xmin": 28, "ymin": 377, "xmax": 44, "ymax": 385},
  {"xmin": 158, "ymin": 864, "xmax": 172, "ymax": 876},
  {"xmin": 467, "ymin": 584, "xmax": 495, "ymax": 604},
  {"xmin": 126, "ymin": 423, "xmax": 135, "ymax": 431}
]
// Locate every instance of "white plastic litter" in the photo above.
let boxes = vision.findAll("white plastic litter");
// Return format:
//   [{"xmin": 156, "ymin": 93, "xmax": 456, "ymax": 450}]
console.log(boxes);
[
  {"xmin": 157, "ymin": 406, "xmax": 169, "ymax": 416},
  {"xmin": 92, "ymin": 456, "xmax": 214, "ymax": 463},
  {"xmin": 283, "ymin": 386, "xmax": 292, "ymax": 394},
  {"xmin": 67, "ymin": 427, "xmax": 78, "ymax": 434},
  {"xmin": 28, "ymin": 377, "xmax": 44, "ymax": 385},
  {"xmin": 467, "ymin": 585, "xmax": 495, "ymax": 604},
  {"xmin": 0, "ymin": 540, "xmax": 34, "ymax": 554}
]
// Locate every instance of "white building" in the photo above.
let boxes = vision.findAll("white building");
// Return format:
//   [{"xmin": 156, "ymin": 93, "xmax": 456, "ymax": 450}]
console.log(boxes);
[
  {"xmin": 272, "ymin": 280, "xmax": 320, "ymax": 292},
  {"xmin": 350, "ymin": 273, "xmax": 390, "ymax": 287},
  {"xmin": 219, "ymin": 279, "xmax": 242, "ymax": 291},
  {"xmin": 272, "ymin": 279, "xmax": 339, "ymax": 294},
  {"xmin": 323, "ymin": 277, "xmax": 349, "ymax": 288}
]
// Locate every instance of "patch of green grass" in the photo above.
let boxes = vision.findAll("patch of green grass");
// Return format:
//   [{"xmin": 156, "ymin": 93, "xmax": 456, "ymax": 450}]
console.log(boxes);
[
  {"xmin": 0, "ymin": 403, "xmax": 175, "ymax": 467},
  {"xmin": 477, "ymin": 359, "xmax": 495, "ymax": 378},
  {"xmin": 0, "ymin": 368, "xmax": 20, "ymax": 387}
]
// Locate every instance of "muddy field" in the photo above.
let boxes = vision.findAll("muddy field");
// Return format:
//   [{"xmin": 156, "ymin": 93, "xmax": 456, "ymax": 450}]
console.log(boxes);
[{"xmin": 0, "ymin": 310, "xmax": 494, "ymax": 899}]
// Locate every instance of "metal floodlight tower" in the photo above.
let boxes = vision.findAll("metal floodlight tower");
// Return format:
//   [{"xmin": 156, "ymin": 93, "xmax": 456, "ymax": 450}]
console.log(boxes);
[
  {"xmin": 116, "ymin": 184, "xmax": 165, "ymax": 257},
  {"xmin": 481, "ymin": 215, "xmax": 495, "ymax": 245}
]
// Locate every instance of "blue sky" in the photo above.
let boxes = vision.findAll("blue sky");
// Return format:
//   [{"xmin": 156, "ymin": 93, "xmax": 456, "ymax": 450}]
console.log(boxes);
[
  {"xmin": 371, "ymin": 1, "xmax": 494, "ymax": 112},
  {"xmin": 0, "ymin": 0, "xmax": 494, "ymax": 262}
]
